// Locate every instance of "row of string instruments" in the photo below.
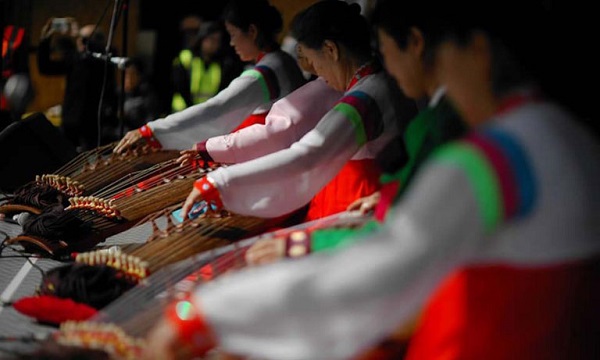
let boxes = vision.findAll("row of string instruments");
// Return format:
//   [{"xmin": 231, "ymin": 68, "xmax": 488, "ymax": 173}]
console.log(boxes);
[{"xmin": 0, "ymin": 140, "xmax": 370, "ymax": 359}]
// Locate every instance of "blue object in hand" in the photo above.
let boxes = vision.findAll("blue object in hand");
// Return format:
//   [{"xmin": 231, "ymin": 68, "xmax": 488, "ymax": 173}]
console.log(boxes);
[{"xmin": 171, "ymin": 201, "xmax": 218, "ymax": 223}]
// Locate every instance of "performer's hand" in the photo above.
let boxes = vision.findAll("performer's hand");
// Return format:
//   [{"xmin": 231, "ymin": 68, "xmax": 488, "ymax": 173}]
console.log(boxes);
[
  {"xmin": 347, "ymin": 191, "xmax": 381, "ymax": 214},
  {"xmin": 114, "ymin": 129, "xmax": 142, "ymax": 154},
  {"xmin": 142, "ymin": 318, "xmax": 181, "ymax": 360},
  {"xmin": 181, "ymin": 186, "xmax": 204, "ymax": 220},
  {"xmin": 210, "ymin": 351, "xmax": 248, "ymax": 360},
  {"xmin": 143, "ymin": 297, "xmax": 216, "ymax": 360},
  {"xmin": 142, "ymin": 318, "xmax": 204, "ymax": 360},
  {"xmin": 177, "ymin": 149, "xmax": 198, "ymax": 167},
  {"xmin": 41, "ymin": 18, "xmax": 55, "ymax": 39},
  {"xmin": 245, "ymin": 237, "xmax": 286, "ymax": 266},
  {"xmin": 64, "ymin": 17, "xmax": 79, "ymax": 38}
]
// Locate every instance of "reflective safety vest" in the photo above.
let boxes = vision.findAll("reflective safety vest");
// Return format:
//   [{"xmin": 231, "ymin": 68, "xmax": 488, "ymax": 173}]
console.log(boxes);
[{"xmin": 172, "ymin": 49, "xmax": 222, "ymax": 112}]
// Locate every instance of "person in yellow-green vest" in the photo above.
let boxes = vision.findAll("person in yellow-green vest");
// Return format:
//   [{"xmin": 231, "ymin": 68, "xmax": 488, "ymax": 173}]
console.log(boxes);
[{"xmin": 171, "ymin": 21, "xmax": 243, "ymax": 112}]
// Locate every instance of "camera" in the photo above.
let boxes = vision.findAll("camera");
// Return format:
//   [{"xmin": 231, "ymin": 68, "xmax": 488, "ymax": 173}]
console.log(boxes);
[{"xmin": 51, "ymin": 18, "xmax": 69, "ymax": 33}]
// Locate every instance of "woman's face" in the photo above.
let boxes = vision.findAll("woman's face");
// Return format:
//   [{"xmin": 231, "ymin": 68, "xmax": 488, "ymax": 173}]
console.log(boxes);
[
  {"xmin": 298, "ymin": 42, "xmax": 346, "ymax": 91},
  {"xmin": 436, "ymin": 33, "xmax": 496, "ymax": 126},
  {"xmin": 202, "ymin": 31, "xmax": 222, "ymax": 58},
  {"xmin": 124, "ymin": 66, "xmax": 141, "ymax": 93},
  {"xmin": 296, "ymin": 44, "xmax": 316, "ymax": 75},
  {"xmin": 225, "ymin": 21, "xmax": 260, "ymax": 62},
  {"xmin": 377, "ymin": 28, "xmax": 427, "ymax": 100}
]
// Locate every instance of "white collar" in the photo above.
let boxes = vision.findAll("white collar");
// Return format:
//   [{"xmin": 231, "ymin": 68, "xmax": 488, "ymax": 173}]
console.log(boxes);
[{"xmin": 428, "ymin": 86, "xmax": 447, "ymax": 107}]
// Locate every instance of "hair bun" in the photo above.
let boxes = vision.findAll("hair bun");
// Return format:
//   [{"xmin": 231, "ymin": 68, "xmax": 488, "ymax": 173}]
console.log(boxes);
[
  {"xmin": 348, "ymin": 2, "xmax": 362, "ymax": 15},
  {"xmin": 266, "ymin": 4, "xmax": 284, "ymax": 33}
]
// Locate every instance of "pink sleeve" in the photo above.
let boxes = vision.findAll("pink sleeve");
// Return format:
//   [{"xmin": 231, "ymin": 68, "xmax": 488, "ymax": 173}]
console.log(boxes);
[{"xmin": 204, "ymin": 78, "xmax": 342, "ymax": 164}]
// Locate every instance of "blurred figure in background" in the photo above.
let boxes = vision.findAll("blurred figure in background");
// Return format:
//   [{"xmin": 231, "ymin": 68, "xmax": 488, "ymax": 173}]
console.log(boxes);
[
  {"xmin": 114, "ymin": 0, "xmax": 305, "ymax": 154},
  {"xmin": 120, "ymin": 57, "xmax": 159, "ymax": 131},
  {"xmin": 171, "ymin": 21, "xmax": 243, "ymax": 112},
  {"xmin": 37, "ymin": 17, "xmax": 117, "ymax": 152},
  {"xmin": 178, "ymin": 14, "xmax": 203, "ymax": 51}
]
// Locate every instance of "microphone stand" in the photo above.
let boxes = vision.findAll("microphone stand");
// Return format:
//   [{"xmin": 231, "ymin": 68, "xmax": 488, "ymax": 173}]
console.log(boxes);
[
  {"xmin": 118, "ymin": 0, "xmax": 129, "ymax": 138},
  {"xmin": 103, "ymin": 0, "xmax": 129, "ymax": 142}
]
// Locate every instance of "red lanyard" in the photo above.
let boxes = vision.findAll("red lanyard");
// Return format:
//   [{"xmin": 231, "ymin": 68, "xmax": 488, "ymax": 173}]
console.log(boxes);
[
  {"xmin": 496, "ymin": 90, "xmax": 540, "ymax": 115},
  {"xmin": 256, "ymin": 52, "xmax": 267, "ymax": 63},
  {"xmin": 346, "ymin": 62, "xmax": 377, "ymax": 91}
]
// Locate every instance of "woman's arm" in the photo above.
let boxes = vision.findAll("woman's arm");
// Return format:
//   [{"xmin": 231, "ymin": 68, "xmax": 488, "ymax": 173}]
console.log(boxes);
[
  {"xmin": 207, "ymin": 90, "xmax": 384, "ymax": 217},
  {"xmin": 163, "ymin": 161, "xmax": 485, "ymax": 360},
  {"xmin": 201, "ymin": 78, "xmax": 342, "ymax": 164}
]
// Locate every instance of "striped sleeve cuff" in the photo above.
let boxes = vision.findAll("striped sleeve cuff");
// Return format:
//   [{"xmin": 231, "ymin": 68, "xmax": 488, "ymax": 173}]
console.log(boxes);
[
  {"xmin": 194, "ymin": 176, "xmax": 223, "ymax": 210},
  {"xmin": 138, "ymin": 125, "xmax": 162, "ymax": 149},
  {"xmin": 165, "ymin": 296, "xmax": 216, "ymax": 356},
  {"xmin": 195, "ymin": 141, "xmax": 215, "ymax": 162}
]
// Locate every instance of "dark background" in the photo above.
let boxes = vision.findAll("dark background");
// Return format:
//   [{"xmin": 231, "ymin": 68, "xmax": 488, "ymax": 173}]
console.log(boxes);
[{"xmin": 2, "ymin": 0, "xmax": 598, "ymax": 124}]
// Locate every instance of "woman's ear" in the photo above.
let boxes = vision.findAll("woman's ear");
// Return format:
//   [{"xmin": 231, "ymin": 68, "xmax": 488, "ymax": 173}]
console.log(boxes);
[
  {"xmin": 409, "ymin": 27, "xmax": 425, "ymax": 57},
  {"xmin": 322, "ymin": 39, "xmax": 340, "ymax": 62},
  {"xmin": 248, "ymin": 24, "xmax": 258, "ymax": 42},
  {"xmin": 470, "ymin": 31, "xmax": 492, "ymax": 79}
]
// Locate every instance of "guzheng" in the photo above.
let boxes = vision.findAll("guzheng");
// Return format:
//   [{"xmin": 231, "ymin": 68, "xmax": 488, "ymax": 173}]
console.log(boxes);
[
  {"xmin": 0, "ymin": 142, "xmax": 179, "ymax": 216},
  {"xmin": 33, "ymin": 204, "xmax": 274, "ymax": 306},
  {"xmin": 5, "ymin": 158, "xmax": 219, "ymax": 257},
  {"xmin": 19, "ymin": 212, "xmax": 371, "ymax": 358},
  {"xmin": 7, "ymin": 204, "xmax": 279, "ymax": 356}
]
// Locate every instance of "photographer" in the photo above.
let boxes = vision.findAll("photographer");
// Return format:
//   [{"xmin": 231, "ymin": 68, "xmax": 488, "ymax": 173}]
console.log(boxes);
[{"xmin": 37, "ymin": 17, "xmax": 118, "ymax": 151}]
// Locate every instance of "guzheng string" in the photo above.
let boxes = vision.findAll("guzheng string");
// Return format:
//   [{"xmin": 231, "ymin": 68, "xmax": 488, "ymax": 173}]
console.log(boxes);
[
  {"xmin": 94, "ymin": 204, "xmax": 266, "ymax": 274},
  {"xmin": 39, "ymin": 158, "xmax": 210, "ymax": 231},
  {"xmin": 135, "ymin": 215, "xmax": 265, "ymax": 272},
  {"xmin": 47, "ymin": 204, "xmax": 268, "ymax": 303},
  {"xmin": 92, "ymin": 160, "xmax": 180, "ymax": 198},
  {"xmin": 52, "ymin": 143, "xmax": 114, "ymax": 176},
  {"xmin": 65, "ymin": 147, "xmax": 179, "ymax": 194},
  {"xmin": 67, "ymin": 162, "xmax": 212, "ymax": 231},
  {"xmin": 1, "ymin": 142, "xmax": 180, "ymax": 217},
  {"xmin": 7, "ymin": 156, "xmax": 213, "ymax": 257}
]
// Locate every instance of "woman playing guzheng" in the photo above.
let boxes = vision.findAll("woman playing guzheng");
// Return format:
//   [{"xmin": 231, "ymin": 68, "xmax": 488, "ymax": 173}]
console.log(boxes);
[
  {"xmin": 180, "ymin": 0, "xmax": 416, "ymax": 222},
  {"xmin": 114, "ymin": 0, "xmax": 305, "ymax": 153},
  {"xmin": 245, "ymin": 0, "xmax": 470, "ymax": 266},
  {"xmin": 177, "ymin": 45, "xmax": 343, "ymax": 165},
  {"xmin": 143, "ymin": 1, "xmax": 600, "ymax": 359}
]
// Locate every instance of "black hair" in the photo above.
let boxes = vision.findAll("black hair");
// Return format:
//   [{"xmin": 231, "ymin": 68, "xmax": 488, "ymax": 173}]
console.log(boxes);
[
  {"xmin": 223, "ymin": 0, "xmax": 282, "ymax": 50},
  {"xmin": 198, "ymin": 21, "xmax": 224, "ymax": 40},
  {"xmin": 40, "ymin": 263, "xmax": 136, "ymax": 309},
  {"xmin": 437, "ymin": 3, "xmax": 545, "ymax": 98},
  {"xmin": 291, "ymin": 0, "xmax": 371, "ymax": 61},
  {"xmin": 10, "ymin": 182, "xmax": 70, "ymax": 210},
  {"xmin": 17, "ymin": 342, "xmax": 110, "ymax": 360},
  {"xmin": 372, "ymin": 1, "xmax": 550, "ymax": 96},
  {"xmin": 127, "ymin": 56, "xmax": 145, "ymax": 74},
  {"xmin": 371, "ymin": 0, "xmax": 598, "ymax": 135},
  {"xmin": 22, "ymin": 205, "xmax": 92, "ymax": 243},
  {"xmin": 370, "ymin": 0, "xmax": 439, "ymax": 69},
  {"xmin": 193, "ymin": 21, "xmax": 225, "ymax": 54},
  {"xmin": 83, "ymin": 29, "xmax": 106, "ymax": 53}
]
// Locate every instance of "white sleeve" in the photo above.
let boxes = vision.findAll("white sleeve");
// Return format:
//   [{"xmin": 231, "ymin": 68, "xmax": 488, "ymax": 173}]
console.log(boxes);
[
  {"xmin": 205, "ymin": 78, "xmax": 342, "ymax": 164},
  {"xmin": 146, "ymin": 74, "xmax": 269, "ymax": 150},
  {"xmin": 208, "ymin": 106, "xmax": 362, "ymax": 218},
  {"xmin": 196, "ymin": 163, "xmax": 485, "ymax": 360}
]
